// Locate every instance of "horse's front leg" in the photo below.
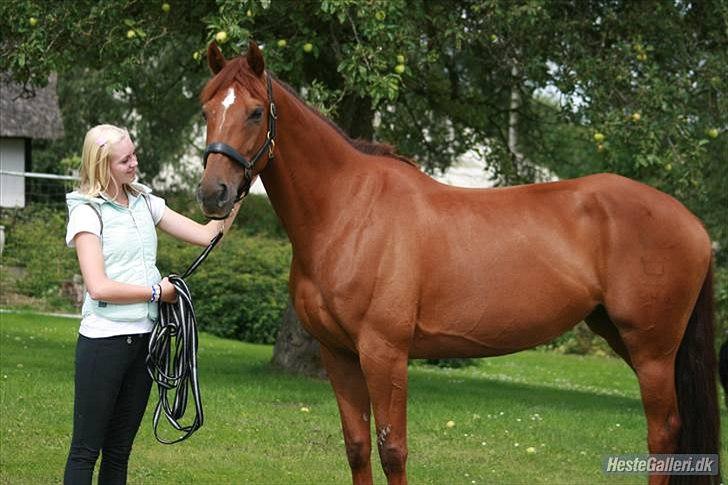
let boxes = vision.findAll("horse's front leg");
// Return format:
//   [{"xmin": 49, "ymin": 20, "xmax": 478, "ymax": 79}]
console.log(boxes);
[
  {"xmin": 320, "ymin": 345, "xmax": 374, "ymax": 485},
  {"xmin": 358, "ymin": 333, "xmax": 410, "ymax": 485}
]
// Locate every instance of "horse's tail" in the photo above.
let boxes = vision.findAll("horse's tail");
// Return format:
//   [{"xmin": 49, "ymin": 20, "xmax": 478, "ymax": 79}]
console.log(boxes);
[
  {"xmin": 719, "ymin": 339, "xmax": 728, "ymax": 409},
  {"xmin": 673, "ymin": 263, "xmax": 720, "ymax": 476}
]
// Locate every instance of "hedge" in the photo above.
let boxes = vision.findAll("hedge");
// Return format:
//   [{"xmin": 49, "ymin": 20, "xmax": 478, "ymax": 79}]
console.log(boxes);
[
  {"xmin": 1, "ymin": 206, "xmax": 80, "ymax": 307},
  {"xmin": 156, "ymin": 232, "xmax": 291, "ymax": 344}
]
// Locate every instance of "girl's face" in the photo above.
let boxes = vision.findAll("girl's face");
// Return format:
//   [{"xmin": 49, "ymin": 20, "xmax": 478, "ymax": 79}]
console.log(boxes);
[{"xmin": 108, "ymin": 135, "xmax": 138, "ymax": 188}]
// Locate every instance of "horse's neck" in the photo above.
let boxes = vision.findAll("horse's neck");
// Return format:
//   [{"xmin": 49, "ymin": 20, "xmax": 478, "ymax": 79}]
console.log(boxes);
[{"xmin": 259, "ymin": 88, "xmax": 365, "ymax": 246}]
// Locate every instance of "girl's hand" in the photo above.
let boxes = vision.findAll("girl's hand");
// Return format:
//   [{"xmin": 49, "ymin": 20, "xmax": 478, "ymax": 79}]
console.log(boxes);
[{"xmin": 159, "ymin": 277, "xmax": 178, "ymax": 303}]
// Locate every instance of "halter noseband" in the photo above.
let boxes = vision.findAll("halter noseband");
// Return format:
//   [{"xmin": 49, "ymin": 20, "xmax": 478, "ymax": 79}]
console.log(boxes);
[{"xmin": 202, "ymin": 72, "xmax": 277, "ymax": 201}]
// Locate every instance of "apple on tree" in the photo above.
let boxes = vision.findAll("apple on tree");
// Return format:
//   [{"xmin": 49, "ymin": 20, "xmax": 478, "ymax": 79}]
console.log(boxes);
[{"xmin": 215, "ymin": 31, "xmax": 228, "ymax": 44}]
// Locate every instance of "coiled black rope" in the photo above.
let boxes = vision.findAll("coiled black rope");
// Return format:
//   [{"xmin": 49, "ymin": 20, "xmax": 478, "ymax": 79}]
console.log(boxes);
[{"xmin": 146, "ymin": 232, "xmax": 223, "ymax": 444}]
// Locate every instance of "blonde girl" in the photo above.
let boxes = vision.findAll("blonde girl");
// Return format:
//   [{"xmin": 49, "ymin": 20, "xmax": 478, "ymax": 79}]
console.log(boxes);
[{"xmin": 63, "ymin": 124, "xmax": 239, "ymax": 484}]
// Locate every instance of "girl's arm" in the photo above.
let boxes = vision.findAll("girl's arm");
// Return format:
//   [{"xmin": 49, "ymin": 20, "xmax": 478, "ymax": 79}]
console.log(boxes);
[
  {"xmin": 156, "ymin": 201, "xmax": 241, "ymax": 247},
  {"xmin": 74, "ymin": 232, "xmax": 176, "ymax": 303}
]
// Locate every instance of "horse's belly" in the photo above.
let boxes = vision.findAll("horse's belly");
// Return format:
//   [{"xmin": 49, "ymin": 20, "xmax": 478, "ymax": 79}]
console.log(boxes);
[
  {"xmin": 411, "ymin": 278, "xmax": 596, "ymax": 358},
  {"xmin": 409, "ymin": 332, "xmax": 521, "ymax": 359}
]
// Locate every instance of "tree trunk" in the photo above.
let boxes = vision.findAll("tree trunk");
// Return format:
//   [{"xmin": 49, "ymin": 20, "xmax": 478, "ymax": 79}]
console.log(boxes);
[
  {"xmin": 271, "ymin": 301, "xmax": 327, "ymax": 379},
  {"xmin": 508, "ymin": 62, "xmax": 527, "ymax": 169},
  {"xmin": 507, "ymin": 56, "xmax": 532, "ymax": 183},
  {"xmin": 335, "ymin": 93, "xmax": 374, "ymax": 140}
]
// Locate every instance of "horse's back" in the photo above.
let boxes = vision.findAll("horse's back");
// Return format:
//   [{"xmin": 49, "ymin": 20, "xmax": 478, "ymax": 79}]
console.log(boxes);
[{"xmin": 417, "ymin": 171, "xmax": 708, "ymax": 261}]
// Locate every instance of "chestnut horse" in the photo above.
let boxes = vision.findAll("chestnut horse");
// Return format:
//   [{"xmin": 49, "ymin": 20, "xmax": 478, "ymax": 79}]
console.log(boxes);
[{"xmin": 196, "ymin": 42, "xmax": 720, "ymax": 484}]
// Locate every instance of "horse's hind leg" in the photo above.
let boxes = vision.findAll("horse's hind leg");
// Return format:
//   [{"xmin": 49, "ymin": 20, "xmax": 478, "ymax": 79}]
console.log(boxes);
[
  {"xmin": 632, "ymin": 356, "xmax": 681, "ymax": 485},
  {"xmin": 585, "ymin": 307, "xmax": 681, "ymax": 484},
  {"xmin": 321, "ymin": 345, "xmax": 374, "ymax": 485},
  {"xmin": 605, "ymin": 298, "xmax": 693, "ymax": 484}
]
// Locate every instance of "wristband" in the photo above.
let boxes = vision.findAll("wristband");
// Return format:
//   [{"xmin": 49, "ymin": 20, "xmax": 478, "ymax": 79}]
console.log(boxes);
[{"xmin": 149, "ymin": 284, "xmax": 161, "ymax": 303}]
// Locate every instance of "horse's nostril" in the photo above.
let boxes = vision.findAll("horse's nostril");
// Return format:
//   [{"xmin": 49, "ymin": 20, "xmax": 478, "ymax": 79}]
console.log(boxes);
[{"xmin": 217, "ymin": 183, "xmax": 228, "ymax": 207}]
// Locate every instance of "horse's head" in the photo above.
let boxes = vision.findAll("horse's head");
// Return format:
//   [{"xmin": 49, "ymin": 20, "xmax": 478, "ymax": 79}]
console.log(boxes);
[{"xmin": 197, "ymin": 41, "xmax": 275, "ymax": 219}]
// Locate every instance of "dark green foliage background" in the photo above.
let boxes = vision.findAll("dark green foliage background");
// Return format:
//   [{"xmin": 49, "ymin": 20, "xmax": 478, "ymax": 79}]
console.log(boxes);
[{"xmin": 156, "ymin": 231, "xmax": 291, "ymax": 344}]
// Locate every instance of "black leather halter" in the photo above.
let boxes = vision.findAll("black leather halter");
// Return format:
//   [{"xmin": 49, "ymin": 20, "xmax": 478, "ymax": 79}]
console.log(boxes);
[{"xmin": 202, "ymin": 72, "xmax": 277, "ymax": 201}]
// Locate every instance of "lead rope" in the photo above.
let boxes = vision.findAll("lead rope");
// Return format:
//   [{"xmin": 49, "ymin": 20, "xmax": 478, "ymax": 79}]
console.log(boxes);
[{"xmin": 146, "ymin": 231, "xmax": 224, "ymax": 444}]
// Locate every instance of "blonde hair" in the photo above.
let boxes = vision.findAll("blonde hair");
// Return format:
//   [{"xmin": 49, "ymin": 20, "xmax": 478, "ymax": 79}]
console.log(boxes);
[{"xmin": 79, "ymin": 124, "xmax": 139, "ymax": 198}]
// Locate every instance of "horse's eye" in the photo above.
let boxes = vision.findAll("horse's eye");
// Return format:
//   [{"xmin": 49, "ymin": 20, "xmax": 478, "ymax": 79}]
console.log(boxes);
[{"xmin": 249, "ymin": 108, "xmax": 263, "ymax": 121}]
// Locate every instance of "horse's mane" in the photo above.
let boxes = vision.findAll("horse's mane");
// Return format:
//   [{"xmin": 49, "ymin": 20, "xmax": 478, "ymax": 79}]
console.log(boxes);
[{"xmin": 200, "ymin": 57, "xmax": 417, "ymax": 167}]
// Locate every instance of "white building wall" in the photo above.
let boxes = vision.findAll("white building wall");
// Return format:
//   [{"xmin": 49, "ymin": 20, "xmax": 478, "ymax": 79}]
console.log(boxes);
[{"xmin": 0, "ymin": 138, "xmax": 26, "ymax": 208}]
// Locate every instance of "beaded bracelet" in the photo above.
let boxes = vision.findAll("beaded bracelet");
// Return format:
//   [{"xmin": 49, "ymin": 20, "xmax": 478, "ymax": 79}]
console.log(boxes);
[{"xmin": 149, "ymin": 284, "xmax": 161, "ymax": 303}]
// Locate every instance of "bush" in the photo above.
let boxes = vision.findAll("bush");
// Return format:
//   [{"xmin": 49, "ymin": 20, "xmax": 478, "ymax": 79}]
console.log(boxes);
[
  {"xmin": 420, "ymin": 358, "xmax": 477, "ymax": 369},
  {"xmin": 538, "ymin": 322, "xmax": 615, "ymax": 357},
  {"xmin": 157, "ymin": 231, "xmax": 291, "ymax": 344},
  {"xmin": 154, "ymin": 192, "xmax": 291, "ymax": 343},
  {"xmin": 1, "ymin": 205, "xmax": 79, "ymax": 298}
]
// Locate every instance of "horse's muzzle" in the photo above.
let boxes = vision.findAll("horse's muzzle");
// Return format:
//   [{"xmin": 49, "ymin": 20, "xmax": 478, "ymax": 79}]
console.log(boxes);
[{"xmin": 197, "ymin": 182, "xmax": 235, "ymax": 219}]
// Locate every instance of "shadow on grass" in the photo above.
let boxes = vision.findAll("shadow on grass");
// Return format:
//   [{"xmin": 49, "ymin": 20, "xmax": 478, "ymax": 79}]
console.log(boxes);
[
  {"xmin": 196, "ymin": 341, "xmax": 643, "ymax": 417},
  {"xmin": 408, "ymin": 368, "xmax": 643, "ymax": 415}
]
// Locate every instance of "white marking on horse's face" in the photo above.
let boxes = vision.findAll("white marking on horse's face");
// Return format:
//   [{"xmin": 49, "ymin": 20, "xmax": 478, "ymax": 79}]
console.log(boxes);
[
  {"xmin": 220, "ymin": 87, "xmax": 236, "ymax": 127},
  {"xmin": 222, "ymin": 88, "xmax": 236, "ymax": 109}
]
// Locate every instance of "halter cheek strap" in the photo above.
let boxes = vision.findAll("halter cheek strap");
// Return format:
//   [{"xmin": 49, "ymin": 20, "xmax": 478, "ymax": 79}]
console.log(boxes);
[{"xmin": 202, "ymin": 72, "xmax": 277, "ymax": 201}]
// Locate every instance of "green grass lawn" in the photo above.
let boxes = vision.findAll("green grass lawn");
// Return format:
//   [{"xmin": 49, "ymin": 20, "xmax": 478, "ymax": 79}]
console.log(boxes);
[{"xmin": 1, "ymin": 311, "xmax": 725, "ymax": 484}]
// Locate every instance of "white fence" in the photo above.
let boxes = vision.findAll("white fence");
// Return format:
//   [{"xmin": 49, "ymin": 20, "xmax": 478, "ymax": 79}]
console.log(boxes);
[{"xmin": 0, "ymin": 170, "xmax": 79, "ymax": 208}]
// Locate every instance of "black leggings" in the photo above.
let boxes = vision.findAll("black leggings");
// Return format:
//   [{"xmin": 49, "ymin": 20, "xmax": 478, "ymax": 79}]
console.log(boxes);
[{"xmin": 64, "ymin": 333, "xmax": 152, "ymax": 485}]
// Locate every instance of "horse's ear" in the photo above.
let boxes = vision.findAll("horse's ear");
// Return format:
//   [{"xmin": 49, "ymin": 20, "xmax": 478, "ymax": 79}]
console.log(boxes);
[
  {"xmin": 207, "ymin": 42, "xmax": 226, "ymax": 75},
  {"xmin": 246, "ymin": 41, "xmax": 265, "ymax": 78}
]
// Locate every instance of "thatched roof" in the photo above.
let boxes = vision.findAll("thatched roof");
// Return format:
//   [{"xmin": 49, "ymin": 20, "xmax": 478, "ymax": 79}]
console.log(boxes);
[{"xmin": 0, "ymin": 74, "xmax": 64, "ymax": 139}]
